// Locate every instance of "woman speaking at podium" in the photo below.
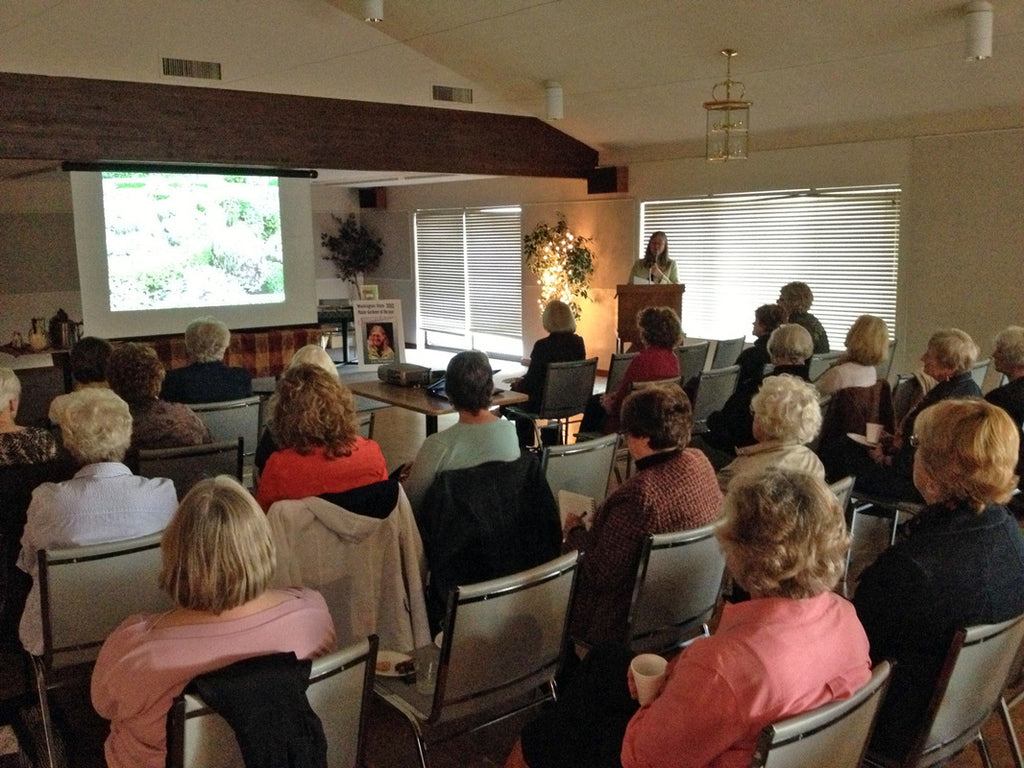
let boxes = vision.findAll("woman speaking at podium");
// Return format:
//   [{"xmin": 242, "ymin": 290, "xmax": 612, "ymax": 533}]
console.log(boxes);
[{"xmin": 628, "ymin": 231, "xmax": 678, "ymax": 285}]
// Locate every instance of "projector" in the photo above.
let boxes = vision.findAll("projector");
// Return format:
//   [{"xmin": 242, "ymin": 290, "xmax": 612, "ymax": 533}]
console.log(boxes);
[{"xmin": 377, "ymin": 363, "xmax": 432, "ymax": 387}]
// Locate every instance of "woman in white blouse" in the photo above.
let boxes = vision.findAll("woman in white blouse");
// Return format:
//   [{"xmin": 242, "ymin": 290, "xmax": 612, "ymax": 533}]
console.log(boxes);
[{"xmin": 815, "ymin": 314, "xmax": 889, "ymax": 396}]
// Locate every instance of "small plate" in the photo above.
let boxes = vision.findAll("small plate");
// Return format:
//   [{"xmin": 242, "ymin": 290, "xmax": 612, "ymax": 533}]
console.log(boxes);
[
  {"xmin": 375, "ymin": 649, "xmax": 412, "ymax": 677},
  {"xmin": 434, "ymin": 631, "xmax": 444, "ymax": 649},
  {"xmin": 847, "ymin": 432, "xmax": 878, "ymax": 448}
]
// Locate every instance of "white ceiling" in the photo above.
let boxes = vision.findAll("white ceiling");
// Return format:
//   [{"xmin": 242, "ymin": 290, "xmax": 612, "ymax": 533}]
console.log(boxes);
[{"xmin": 2, "ymin": 0, "xmax": 1023, "ymax": 183}]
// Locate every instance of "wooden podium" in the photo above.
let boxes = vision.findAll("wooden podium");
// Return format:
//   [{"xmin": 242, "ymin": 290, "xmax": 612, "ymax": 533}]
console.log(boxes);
[{"xmin": 616, "ymin": 283, "xmax": 685, "ymax": 351}]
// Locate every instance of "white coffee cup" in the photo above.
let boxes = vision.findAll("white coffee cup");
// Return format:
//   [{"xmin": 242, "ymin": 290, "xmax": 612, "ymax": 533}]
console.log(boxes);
[
  {"xmin": 865, "ymin": 422, "xmax": 883, "ymax": 445},
  {"xmin": 630, "ymin": 653, "xmax": 668, "ymax": 706}
]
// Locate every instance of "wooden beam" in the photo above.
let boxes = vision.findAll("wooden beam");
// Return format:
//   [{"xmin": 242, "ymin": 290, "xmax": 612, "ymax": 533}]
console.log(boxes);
[{"xmin": 0, "ymin": 72, "xmax": 598, "ymax": 179}]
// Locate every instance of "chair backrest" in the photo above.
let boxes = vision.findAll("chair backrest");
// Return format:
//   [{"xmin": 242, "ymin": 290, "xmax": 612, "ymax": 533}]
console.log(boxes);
[
  {"xmin": 167, "ymin": 636, "xmax": 378, "ymax": 768},
  {"xmin": 429, "ymin": 551, "xmax": 579, "ymax": 723},
  {"xmin": 189, "ymin": 396, "xmax": 262, "ymax": 457},
  {"xmin": 691, "ymin": 365, "xmax": 742, "ymax": 430},
  {"xmin": 136, "ymin": 438, "xmax": 243, "ymax": 500},
  {"xmin": 38, "ymin": 532, "xmax": 170, "ymax": 669},
  {"xmin": 605, "ymin": 352, "xmax": 639, "ymax": 395},
  {"xmin": 676, "ymin": 342, "xmax": 711, "ymax": 394},
  {"xmin": 876, "ymin": 339, "xmax": 897, "ymax": 382},
  {"xmin": 909, "ymin": 613, "xmax": 1024, "ymax": 766},
  {"xmin": 537, "ymin": 357, "xmax": 598, "ymax": 419},
  {"xmin": 829, "ymin": 475, "xmax": 856, "ymax": 520},
  {"xmin": 970, "ymin": 357, "xmax": 991, "ymax": 389},
  {"xmin": 625, "ymin": 522, "xmax": 725, "ymax": 654},
  {"xmin": 541, "ymin": 432, "xmax": 618, "ymax": 504},
  {"xmin": 711, "ymin": 337, "xmax": 745, "ymax": 370},
  {"xmin": 807, "ymin": 394, "xmax": 832, "ymax": 455},
  {"xmin": 809, "ymin": 350, "xmax": 845, "ymax": 381},
  {"xmin": 751, "ymin": 661, "xmax": 892, "ymax": 768},
  {"xmin": 357, "ymin": 410, "xmax": 375, "ymax": 439},
  {"xmin": 892, "ymin": 373, "xmax": 923, "ymax": 425}
]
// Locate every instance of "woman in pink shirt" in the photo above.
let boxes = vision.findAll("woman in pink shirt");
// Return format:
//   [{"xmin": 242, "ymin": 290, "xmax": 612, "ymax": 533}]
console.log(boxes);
[
  {"xmin": 92, "ymin": 476, "xmax": 336, "ymax": 768},
  {"xmin": 507, "ymin": 469, "xmax": 871, "ymax": 768},
  {"xmin": 256, "ymin": 365, "xmax": 388, "ymax": 510}
]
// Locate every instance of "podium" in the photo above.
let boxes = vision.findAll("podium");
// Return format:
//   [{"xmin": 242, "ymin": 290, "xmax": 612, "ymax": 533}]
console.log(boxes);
[{"xmin": 616, "ymin": 283, "xmax": 685, "ymax": 352}]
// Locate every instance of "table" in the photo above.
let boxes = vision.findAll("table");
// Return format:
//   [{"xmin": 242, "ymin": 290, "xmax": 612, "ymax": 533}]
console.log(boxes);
[{"xmin": 346, "ymin": 379, "xmax": 527, "ymax": 435}]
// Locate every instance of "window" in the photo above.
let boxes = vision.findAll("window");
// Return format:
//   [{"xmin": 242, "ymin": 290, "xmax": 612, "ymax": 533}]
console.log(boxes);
[
  {"xmin": 414, "ymin": 207, "xmax": 523, "ymax": 357},
  {"xmin": 641, "ymin": 186, "xmax": 900, "ymax": 343}
]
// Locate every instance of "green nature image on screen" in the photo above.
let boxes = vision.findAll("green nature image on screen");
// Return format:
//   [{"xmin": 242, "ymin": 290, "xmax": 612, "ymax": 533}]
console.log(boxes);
[{"xmin": 102, "ymin": 172, "xmax": 285, "ymax": 311}]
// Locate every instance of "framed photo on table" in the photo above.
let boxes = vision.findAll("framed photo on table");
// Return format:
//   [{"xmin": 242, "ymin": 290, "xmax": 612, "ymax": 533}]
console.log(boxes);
[{"xmin": 353, "ymin": 299, "xmax": 405, "ymax": 366}]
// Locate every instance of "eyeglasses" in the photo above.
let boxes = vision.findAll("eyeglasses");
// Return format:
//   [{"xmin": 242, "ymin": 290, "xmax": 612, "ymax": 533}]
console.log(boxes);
[{"xmin": 909, "ymin": 434, "xmax": 920, "ymax": 448}]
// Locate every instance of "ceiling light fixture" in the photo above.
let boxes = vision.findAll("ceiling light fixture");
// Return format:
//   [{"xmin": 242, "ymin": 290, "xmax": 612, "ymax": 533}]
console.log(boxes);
[
  {"xmin": 545, "ymin": 81, "xmax": 564, "ymax": 121},
  {"xmin": 703, "ymin": 49, "xmax": 752, "ymax": 162},
  {"xmin": 965, "ymin": 1, "xmax": 993, "ymax": 60},
  {"xmin": 363, "ymin": 0, "xmax": 383, "ymax": 23}
]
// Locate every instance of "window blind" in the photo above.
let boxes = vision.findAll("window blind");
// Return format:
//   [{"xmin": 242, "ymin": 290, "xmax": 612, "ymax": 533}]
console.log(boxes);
[{"xmin": 641, "ymin": 186, "xmax": 901, "ymax": 343}]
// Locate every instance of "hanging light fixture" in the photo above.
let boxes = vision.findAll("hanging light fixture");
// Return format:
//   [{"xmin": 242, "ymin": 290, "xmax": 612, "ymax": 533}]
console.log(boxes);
[
  {"xmin": 703, "ymin": 49, "xmax": 752, "ymax": 162},
  {"xmin": 363, "ymin": 0, "xmax": 383, "ymax": 23},
  {"xmin": 545, "ymin": 81, "xmax": 564, "ymax": 120},
  {"xmin": 964, "ymin": 1, "xmax": 993, "ymax": 60}
]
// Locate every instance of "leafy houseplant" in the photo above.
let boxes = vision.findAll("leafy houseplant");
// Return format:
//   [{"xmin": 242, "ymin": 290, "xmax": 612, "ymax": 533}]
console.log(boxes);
[
  {"xmin": 320, "ymin": 213, "xmax": 383, "ymax": 287},
  {"xmin": 523, "ymin": 213, "xmax": 595, "ymax": 320}
]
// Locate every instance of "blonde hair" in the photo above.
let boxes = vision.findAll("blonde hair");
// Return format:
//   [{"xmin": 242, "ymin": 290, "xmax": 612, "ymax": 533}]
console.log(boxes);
[
  {"xmin": 752, "ymin": 374, "xmax": 822, "ymax": 444},
  {"xmin": 993, "ymin": 326, "xmax": 1024, "ymax": 371},
  {"xmin": 927, "ymin": 328, "xmax": 978, "ymax": 374},
  {"xmin": 51, "ymin": 388, "xmax": 132, "ymax": 464},
  {"xmin": 184, "ymin": 317, "xmax": 231, "ymax": 363},
  {"xmin": 159, "ymin": 476, "xmax": 275, "ymax": 613},
  {"xmin": 0, "ymin": 368, "xmax": 21, "ymax": 412},
  {"xmin": 767, "ymin": 324, "xmax": 814, "ymax": 364},
  {"xmin": 845, "ymin": 315, "xmax": 890, "ymax": 366},
  {"xmin": 718, "ymin": 469, "xmax": 849, "ymax": 598},
  {"xmin": 914, "ymin": 398, "xmax": 1019, "ymax": 512},
  {"xmin": 542, "ymin": 300, "xmax": 576, "ymax": 334},
  {"xmin": 288, "ymin": 345, "xmax": 339, "ymax": 378}
]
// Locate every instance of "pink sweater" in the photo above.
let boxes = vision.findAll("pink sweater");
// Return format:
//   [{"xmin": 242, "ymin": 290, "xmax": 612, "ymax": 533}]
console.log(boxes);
[
  {"xmin": 621, "ymin": 592, "xmax": 871, "ymax": 768},
  {"xmin": 91, "ymin": 587, "xmax": 335, "ymax": 768}
]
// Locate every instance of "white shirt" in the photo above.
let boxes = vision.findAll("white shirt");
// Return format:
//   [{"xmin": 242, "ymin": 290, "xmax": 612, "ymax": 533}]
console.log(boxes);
[
  {"xmin": 17, "ymin": 462, "xmax": 177, "ymax": 655},
  {"xmin": 815, "ymin": 361, "xmax": 877, "ymax": 397}
]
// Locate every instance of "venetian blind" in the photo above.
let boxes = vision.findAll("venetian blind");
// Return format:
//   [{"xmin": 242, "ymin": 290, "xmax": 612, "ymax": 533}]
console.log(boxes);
[{"xmin": 641, "ymin": 186, "xmax": 901, "ymax": 342}]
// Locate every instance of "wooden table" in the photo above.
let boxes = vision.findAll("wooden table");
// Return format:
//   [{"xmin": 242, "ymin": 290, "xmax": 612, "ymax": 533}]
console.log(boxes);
[{"xmin": 346, "ymin": 379, "xmax": 527, "ymax": 435}]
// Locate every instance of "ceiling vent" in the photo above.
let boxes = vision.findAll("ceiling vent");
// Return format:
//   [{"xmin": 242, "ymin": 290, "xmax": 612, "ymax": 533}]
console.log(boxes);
[
  {"xmin": 432, "ymin": 85, "xmax": 473, "ymax": 104},
  {"xmin": 162, "ymin": 57, "xmax": 222, "ymax": 80}
]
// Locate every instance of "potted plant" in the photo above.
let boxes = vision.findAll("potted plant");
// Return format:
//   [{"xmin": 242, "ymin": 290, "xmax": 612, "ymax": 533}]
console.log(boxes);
[
  {"xmin": 321, "ymin": 213, "xmax": 383, "ymax": 296},
  {"xmin": 523, "ymin": 213, "xmax": 595, "ymax": 320}
]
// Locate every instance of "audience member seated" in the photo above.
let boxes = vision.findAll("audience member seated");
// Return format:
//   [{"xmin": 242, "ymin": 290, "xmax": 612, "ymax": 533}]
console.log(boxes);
[
  {"xmin": 579, "ymin": 306, "xmax": 681, "ymax": 435},
  {"xmin": 702, "ymin": 323, "xmax": 814, "ymax": 459},
  {"xmin": 854, "ymin": 398, "xmax": 1024, "ymax": 764},
  {"xmin": 18, "ymin": 388, "xmax": 177, "ymax": 655},
  {"xmin": 778, "ymin": 280, "xmax": 829, "ymax": 353},
  {"xmin": 0, "ymin": 368, "xmax": 59, "ymax": 467},
  {"xmin": 506, "ymin": 469, "xmax": 871, "ymax": 768},
  {"xmin": 160, "ymin": 316, "xmax": 253, "ymax": 403},
  {"xmin": 717, "ymin": 374, "xmax": 824, "ymax": 492},
  {"xmin": 565, "ymin": 384, "xmax": 721, "ymax": 647},
  {"xmin": 849, "ymin": 328, "xmax": 981, "ymax": 501},
  {"xmin": 986, "ymin": 326, "xmax": 1024, "ymax": 491},
  {"xmin": 256, "ymin": 366, "xmax": 387, "ymax": 510},
  {"xmin": 814, "ymin": 314, "xmax": 889, "ymax": 395},
  {"xmin": 254, "ymin": 344, "xmax": 339, "ymax": 474},
  {"xmin": 507, "ymin": 300, "xmax": 587, "ymax": 446},
  {"xmin": 91, "ymin": 476, "xmax": 336, "ymax": 768},
  {"xmin": 268, "ymin": 478, "xmax": 430, "ymax": 652},
  {"xmin": 734, "ymin": 303, "xmax": 785, "ymax": 386},
  {"xmin": 401, "ymin": 350, "xmax": 520, "ymax": 511},
  {"xmin": 107, "ymin": 342, "xmax": 212, "ymax": 451}
]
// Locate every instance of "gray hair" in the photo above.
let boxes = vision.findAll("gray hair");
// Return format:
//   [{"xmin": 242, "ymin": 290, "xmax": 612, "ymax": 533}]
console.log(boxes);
[
  {"xmin": 542, "ymin": 301, "xmax": 576, "ymax": 334},
  {"xmin": 928, "ymin": 328, "xmax": 978, "ymax": 374},
  {"xmin": 50, "ymin": 388, "xmax": 133, "ymax": 464},
  {"xmin": 993, "ymin": 326, "xmax": 1024, "ymax": 372},
  {"xmin": 751, "ymin": 374, "xmax": 822, "ymax": 444},
  {"xmin": 288, "ymin": 345, "xmax": 339, "ymax": 378},
  {"xmin": 767, "ymin": 324, "xmax": 814, "ymax": 365},
  {"xmin": 184, "ymin": 317, "xmax": 231, "ymax": 363},
  {"xmin": 0, "ymin": 368, "xmax": 21, "ymax": 413}
]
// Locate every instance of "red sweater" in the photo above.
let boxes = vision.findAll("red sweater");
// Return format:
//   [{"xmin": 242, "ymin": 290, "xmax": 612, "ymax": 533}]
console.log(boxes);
[{"xmin": 256, "ymin": 437, "xmax": 388, "ymax": 510}]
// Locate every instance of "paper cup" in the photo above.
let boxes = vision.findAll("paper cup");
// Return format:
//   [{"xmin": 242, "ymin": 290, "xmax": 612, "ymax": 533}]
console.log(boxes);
[
  {"xmin": 865, "ymin": 422, "xmax": 883, "ymax": 445},
  {"xmin": 630, "ymin": 653, "xmax": 668, "ymax": 706},
  {"xmin": 414, "ymin": 645, "xmax": 439, "ymax": 695}
]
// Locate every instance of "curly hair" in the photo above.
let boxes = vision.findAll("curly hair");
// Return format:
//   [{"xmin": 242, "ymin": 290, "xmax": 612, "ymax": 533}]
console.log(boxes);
[
  {"xmin": 270, "ymin": 365, "xmax": 358, "ymax": 459},
  {"xmin": 751, "ymin": 374, "xmax": 822, "ymax": 444},
  {"xmin": 842, "ymin": 315, "xmax": 889, "ymax": 366},
  {"xmin": 0, "ymin": 368, "xmax": 20, "ymax": 413},
  {"xmin": 621, "ymin": 383, "xmax": 693, "ymax": 449},
  {"xmin": 927, "ymin": 328, "xmax": 978, "ymax": 374},
  {"xmin": 778, "ymin": 281, "xmax": 814, "ymax": 314},
  {"xmin": 69, "ymin": 336, "xmax": 112, "ymax": 385},
  {"xmin": 184, "ymin": 317, "xmax": 231, "ymax": 363},
  {"xmin": 637, "ymin": 306, "xmax": 682, "ymax": 350},
  {"xmin": 914, "ymin": 399, "xmax": 1019, "ymax": 512},
  {"xmin": 767, "ymin": 324, "xmax": 814, "ymax": 365},
  {"xmin": 754, "ymin": 304, "xmax": 785, "ymax": 338},
  {"xmin": 993, "ymin": 326, "xmax": 1024, "ymax": 372},
  {"xmin": 160, "ymin": 476, "xmax": 275, "ymax": 613},
  {"xmin": 445, "ymin": 350, "xmax": 494, "ymax": 413},
  {"xmin": 718, "ymin": 469, "xmax": 849, "ymax": 599},
  {"xmin": 50, "ymin": 388, "xmax": 132, "ymax": 464},
  {"xmin": 107, "ymin": 342, "xmax": 165, "ymax": 404}
]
